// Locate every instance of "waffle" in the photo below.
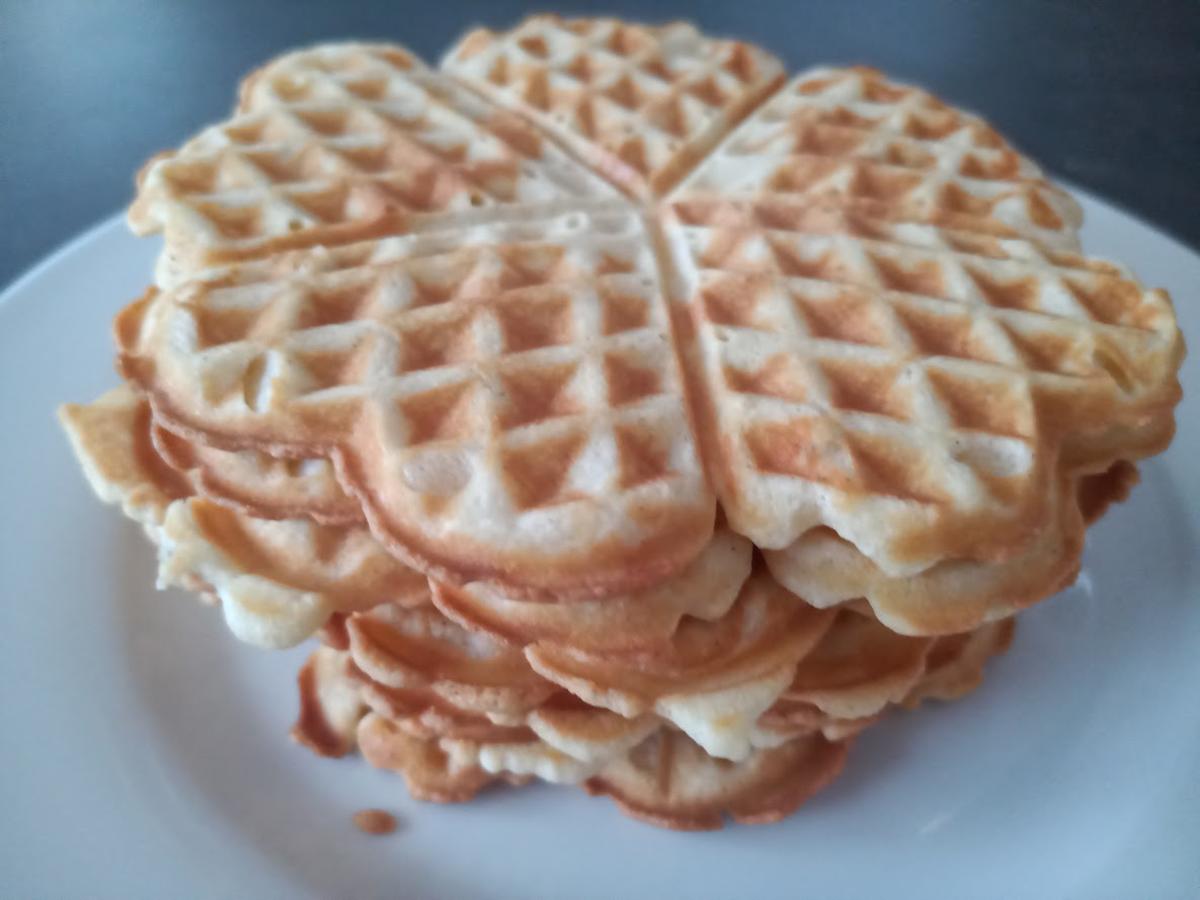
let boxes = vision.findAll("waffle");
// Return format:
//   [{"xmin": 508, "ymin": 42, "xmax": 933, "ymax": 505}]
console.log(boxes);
[
  {"xmin": 351, "ymin": 654, "xmax": 661, "ymax": 780},
  {"xmin": 292, "ymin": 645, "xmax": 368, "ymax": 757},
  {"xmin": 524, "ymin": 570, "xmax": 835, "ymax": 760},
  {"xmin": 582, "ymin": 727, "xmax": 848, "ymax": 830},
  {"xmin": 442, "ymin": 16, "xmax": 785, "ymax": 200},
  {"xmin": 776, "ymin": 608, "xmax": 934, "ymax": 719},
  {"xmin": 521, "ymin": 699, "xmax": 661, "ymax": 769},
  {"xmin": 147, "ymin": 410, "xmax": 750, "ymax": 651},
  {"xmin": 354, "ymin": 705, "xmax": 850, "ymax": 830},
  {"xmin": 430, "ymin": 526, "xmax": 751, "ymax": 651},
  {"xmin": 309, "ymin": 639, "xmax": 663, "ymax": 787},
  {"xmin": 357, "ymin": 712, "xmax": 519, "ymax": 802},
  {"xmin": 346, "ymin": 597, "xmax": 558, "ymax": 723},
  {"xmin": 902, "ymin": 618, "xmax": 1015, "ymax": 707},
  {"xmin": 764, "ymin": 463, "xmax": 1134, "ymax": 634},
  {"xmin": 59, "ymin": 387, "xmax": 190, "ymax": 541},
  {"xmin": 354, "ymin": 669, "xmax": 542, "ymax": 745},
  {"xmin": 59, "ymin": 387, "xmax": 425, "ymax": 647},
  {"xmin": 664, "ymin": 198, "xmax": 1182, "ymax": 576},
  {"xmin": 118, "ymin": 208, "xmax": 716, "ymax": 600},
  {"xmin": 671, "ymin": 66, "xmax": 1083, "ymax": 250},
  {"xmin": 353, "ymin": 701, "xmax": 849, "ymax": 829},
  {"xmin": 757, "ymin": 612, "xmax": 1014, "ymax": 743},
  {"xmin": 345, "ymin": 574, "xmax": 830, "ymax": 761},
  {"xmin": 131, "ymin": 42, "xmax": 621, "ymax": 286},
  {"xmin": 1077, "ymin": 459, "xmax": 1141, "ymax": 525},
  {"xmin": 152, "ymin": 419, "xmax": 362, "ymax": 525},
  {"xmin": 436, "ymin": 701, "xmax": 668, "ymax": 786}
]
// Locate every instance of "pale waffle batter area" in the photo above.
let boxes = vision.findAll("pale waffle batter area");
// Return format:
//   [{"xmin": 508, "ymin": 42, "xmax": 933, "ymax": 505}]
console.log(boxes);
[{"xmin": 59, "ymin": 16, "xmax": 1184, "ymax": 830}]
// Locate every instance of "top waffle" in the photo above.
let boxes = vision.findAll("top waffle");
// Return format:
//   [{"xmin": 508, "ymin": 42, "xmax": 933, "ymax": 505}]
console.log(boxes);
[
  {"xmin": 442, "ymin": 16, "xmax": 785, "ymax": 200},
  {"xmin": 112, "ymin": 20, "xmax": 1183, "ymax": 603},
  {"xmin": 130, "ymin": 43, "xmax": 621, "ymax": 286}
]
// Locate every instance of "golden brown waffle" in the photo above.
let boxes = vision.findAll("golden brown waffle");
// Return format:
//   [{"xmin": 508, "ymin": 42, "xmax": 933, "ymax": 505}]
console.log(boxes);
[
  {"xmin": 429, "ymin": 526, "xmax": 752, "ymax": 651},
  {"xmin": 59, "ymin": 387, "xmax": 190, "ymax": 539},
  {"xmin": 130, "ymin": 43, "xmax": 621, "ymax": 285},
  {"xmin": 356, "ymin": 713, "xmax": 517, "ymax": 802},
  {"xmin": 346, "ymin": 598, "xmax": 559, "ymax": 722},
  {"xmin": 664, "ymin": 199, "xmax": 1181, "ymax": 576},
  {"xmin": 759, "ymin": 615, "xmax": 1015, "ymax": 741},
  {"xmin": 672, "ymin": 66, "xmax": 1083, "ymax": 250},
  {"xmin": 763, "ymin": 464, "xmax": 1134, "ymax": 634},
  {"xmin": 1078, "ymin": 459, "xmax": 1140, "ymax": 525},
  {"xmin": 766, "ymin": 514, "xmax": 1071, "ymax": 636},
  {"xmin": 322, "ymin": 660, "xmax": 852, "ymax": 828},
  {"xmin": 149, "ymin": 397, "xmax": 752, "ymax": 635},
  {"xmin": 119, "ymin": 208, "xmax": 716, "ymax": 600},
  {"xmin": 582, "ymin": 728, "xmax": 848, "ymax": 830},
  {"xmin": 145, "ymin": 414, "xmax": 750, "ymax": 650},
  {"xmin": 292, "ymin": 645, "xmax": 367, "ymax": 757},
  {"xmin": 524, "ymin": 570, "xmax": 835, "ymax": 760},
  {"xmin": 302, "ymin": 644, "xmax": 664, "ymax": 786},
  {"xmin": 435, "ymin": 702, "xmax": 667, "ymax": 787},
  {"xmin": 442, "ymin": 16, "xmax": 785, "ymax": 200},
  {"xmin": 355, "ymin": 672, "xmax": 541, "ymax": 745},
  {"xmin": 352, "ymin": 660, "xmax": 662, "ymax": 782},
  {"xmin": 152, "ymin": 419, "xmax": 362, "ymax": 525},
  {"xmin": 354, "ymin": 706, "xmax": 849, "ymax": 830},
  {"xmin": 59, "ymin": 387, "xmax": 425, "ymax": 647},
  {"xmin": 344, "ymin": 572, "xmax": 825, "ymax": 761},
  {"xmin": 902, "ymin": 618, "xmax": 1015, "ymax": 707},
  {"xmin": 776, "ymin": 608, "xmax": 934, "ymax": 719}
]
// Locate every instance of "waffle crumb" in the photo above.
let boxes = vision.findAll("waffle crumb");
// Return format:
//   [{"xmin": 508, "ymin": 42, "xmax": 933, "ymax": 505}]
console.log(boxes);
[{"xmin": 353, "ymin": 808, "xmax": 397, "ymax": 836}]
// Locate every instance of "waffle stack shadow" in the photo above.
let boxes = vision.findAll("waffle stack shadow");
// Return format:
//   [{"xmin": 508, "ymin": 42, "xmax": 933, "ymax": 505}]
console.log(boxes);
[{"xmin": 59, "ymin": 18, "xmax": 1183, "ymax": 830}]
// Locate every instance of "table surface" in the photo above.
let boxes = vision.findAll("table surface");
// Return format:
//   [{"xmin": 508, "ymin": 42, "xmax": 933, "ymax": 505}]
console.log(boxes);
[{"xmin": 2, "ymin": 0, "xmax": 1198, "ymax": 289}]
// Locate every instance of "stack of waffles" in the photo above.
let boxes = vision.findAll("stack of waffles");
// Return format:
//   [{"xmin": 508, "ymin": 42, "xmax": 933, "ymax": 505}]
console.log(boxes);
[{"xmin": 59, "ymin": 17, "xmax": 1183, "ymax": 830}]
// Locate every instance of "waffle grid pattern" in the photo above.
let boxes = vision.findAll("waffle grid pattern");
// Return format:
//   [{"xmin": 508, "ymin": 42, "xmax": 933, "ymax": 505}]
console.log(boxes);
[
  {"xmin": 442, "ymin": 16, "xmax": 784, "ymax": 198},
  {"xmin": 136, "ymin": 209, "xmax": 710, "ymax": 591},
  {"xmin": 131, "ymin": 43, "xmax": 618, "ymax": 274},
  {"xmin": 674, "ymin": 67, "xmax": 1083, "ymax": 251},
  {"xmin": 666, "ymin": 201, "xmax": 1176, "ymax": 569}
]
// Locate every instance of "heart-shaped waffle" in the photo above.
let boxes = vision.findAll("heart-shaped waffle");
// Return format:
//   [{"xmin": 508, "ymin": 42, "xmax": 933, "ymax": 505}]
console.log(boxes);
[
  {"xmin": 664, "ymin": 195, "xmax": 1178, "ymax": 577},
  {"xmin": 131, "ymin": 43, "xmax": 622, "ymax": 286},
  {"xmin": 58, "ymin": 387, "xmax": 427, "ymax": 647},
  {"xmin": 119, "ymin": 207, "xmax": 716, "ymax": 600}
]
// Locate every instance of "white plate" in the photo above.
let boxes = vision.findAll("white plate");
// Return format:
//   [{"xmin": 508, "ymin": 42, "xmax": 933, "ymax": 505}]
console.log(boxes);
[{"xmin": 1, "ymin": 192, "xmax": 1197, "ymax": 900}]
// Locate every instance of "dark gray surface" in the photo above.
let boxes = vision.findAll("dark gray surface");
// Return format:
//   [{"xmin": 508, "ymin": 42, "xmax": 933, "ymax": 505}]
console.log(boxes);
[{"xmin": 2, "ymin": 0, "xmax": 1198, "ymax": 289}]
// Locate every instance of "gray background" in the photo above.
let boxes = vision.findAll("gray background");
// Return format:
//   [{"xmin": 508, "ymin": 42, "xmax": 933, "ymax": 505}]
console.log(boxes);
[{"xmin": 2, "ymin": 0, "xmax": 1198, "ymax": 289}]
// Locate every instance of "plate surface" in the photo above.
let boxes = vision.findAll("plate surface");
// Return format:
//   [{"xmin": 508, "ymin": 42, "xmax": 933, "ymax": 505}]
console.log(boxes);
[{"xmin": 1, "ymin": 192, "xmax": 1197, "ymax": 900}]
